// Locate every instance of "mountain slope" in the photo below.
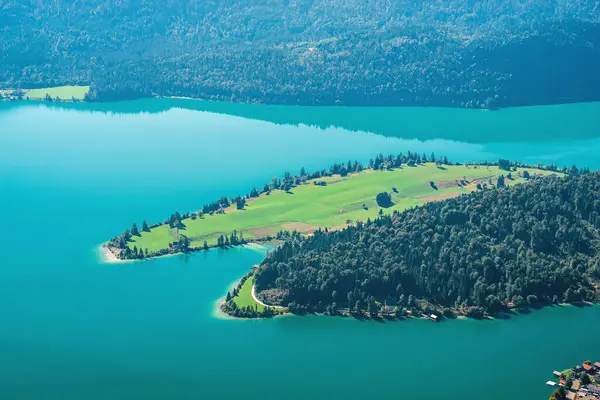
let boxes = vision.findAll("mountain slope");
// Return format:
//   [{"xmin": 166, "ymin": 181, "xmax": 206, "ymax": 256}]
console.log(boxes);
[{"xmin": 1, "ymin": 0, "xmax": 600, "ymax": 107}]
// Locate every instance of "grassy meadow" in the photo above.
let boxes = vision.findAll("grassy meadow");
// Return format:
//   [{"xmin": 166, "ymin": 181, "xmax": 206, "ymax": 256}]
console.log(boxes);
[
  {"xmin": 21, "ymin": 86, "xmax": 89, "ymax": 100},
  {"xmin": 232, "ymin": 276, "xmax": 264, "ymax": 312},
  {"xmin": 128, "ymin": 164, "xmax": 557, "ymax": 253}
]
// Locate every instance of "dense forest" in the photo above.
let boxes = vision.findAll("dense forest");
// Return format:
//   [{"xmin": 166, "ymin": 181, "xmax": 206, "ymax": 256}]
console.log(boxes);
[
  {"xmin": 254, "ymin": 172, "xmax": 600, "ymax": 317},
  {"xmin": 2, "ymin": 1, "xmax": 600, "ymax": 107}
]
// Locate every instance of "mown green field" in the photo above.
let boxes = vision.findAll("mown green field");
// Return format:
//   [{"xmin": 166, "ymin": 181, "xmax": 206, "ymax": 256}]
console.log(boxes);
[
  {"xmin": 22, "ymin": 86, "xmax": 89, "ymax": 100},
  {"xmin": 233, "ymin": 276, "xmax": 264, "ymax": 311},
  {"xmin": 128, "ymin": 164, "xmax": 557, "ymax": 252}
]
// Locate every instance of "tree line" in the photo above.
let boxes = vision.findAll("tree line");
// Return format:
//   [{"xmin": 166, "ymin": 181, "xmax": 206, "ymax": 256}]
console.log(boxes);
[{"xmin": 254, "ymin": 170, "xmax": 600, "ymax": 318}]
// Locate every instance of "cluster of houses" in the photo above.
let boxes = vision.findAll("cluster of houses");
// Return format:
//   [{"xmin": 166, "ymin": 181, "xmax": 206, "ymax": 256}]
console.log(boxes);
[
  {"xmin": 0, "ymin": 89, "xmax": 25, "ymax": 100},
  {"xmin": 548, "ymin": 361, "xmax": 600, "ymax": 400}
]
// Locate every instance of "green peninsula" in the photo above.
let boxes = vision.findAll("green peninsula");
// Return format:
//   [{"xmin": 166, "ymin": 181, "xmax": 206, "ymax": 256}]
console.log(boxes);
[{"xmin": 105, "ymin": 154, "xmax": 559, "ymax": 261}]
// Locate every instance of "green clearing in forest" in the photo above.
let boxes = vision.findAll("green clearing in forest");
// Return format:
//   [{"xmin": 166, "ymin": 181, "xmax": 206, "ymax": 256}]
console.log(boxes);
[
  {"xmin": 128, "ymin": 164, "xmax": 557, "ymax": 253},
  {"xmin": 22, "ymin": 86, "xmax": 90, "ymax": 100}
]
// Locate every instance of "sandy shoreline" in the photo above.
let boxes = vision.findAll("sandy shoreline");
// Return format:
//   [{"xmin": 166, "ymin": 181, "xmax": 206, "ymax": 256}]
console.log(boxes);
[
  {"xmin": 212, "ymin": 298, "xmax": 241, "ymax": 320},
  {"xmin": 96, "ymin": 244, "xmax": 132, "ymax": 264},
  {"xmin": 243, "ymin": 243, "xmax": 270, "ymax": 253},
  {"xmin": 212, "ymin": 278, "xmax": 244, "ymax": 320},
  {"xmin": 96, "ymin": 241, "xmax": 274, "ymax": 264}
]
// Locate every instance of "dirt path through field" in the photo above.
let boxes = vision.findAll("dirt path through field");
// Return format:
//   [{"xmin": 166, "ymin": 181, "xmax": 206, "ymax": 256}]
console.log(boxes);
[{"xmin": 251, "ymin": 284, "xmax": 285, "ymax": 309}]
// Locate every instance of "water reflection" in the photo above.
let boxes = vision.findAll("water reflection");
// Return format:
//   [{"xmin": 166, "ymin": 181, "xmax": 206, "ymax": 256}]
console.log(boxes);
[{"xmin": 1, "ymin": 98, "xmax": 599, "ymax": 145}]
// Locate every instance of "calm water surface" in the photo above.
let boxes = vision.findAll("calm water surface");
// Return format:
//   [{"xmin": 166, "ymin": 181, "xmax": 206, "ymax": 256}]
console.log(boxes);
[{"xmin": 1, "ymin": 100, "xmax": 599, "ymax": 399}]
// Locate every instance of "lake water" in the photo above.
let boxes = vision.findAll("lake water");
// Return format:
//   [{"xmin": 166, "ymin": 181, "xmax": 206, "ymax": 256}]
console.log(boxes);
[{"xmin": 1, "ymin": 99, "xmax": 599, "ymax": 399}]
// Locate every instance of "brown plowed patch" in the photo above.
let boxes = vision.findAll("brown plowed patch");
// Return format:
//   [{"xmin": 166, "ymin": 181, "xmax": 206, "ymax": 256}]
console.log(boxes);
[
  {"xmin": 417, "ymin": 191, "xmax": 464, "ymax": 203},
  {"xmin": 281, "ymin": 222, "xmax": 319, "ymax": 234},
  {"xmin": 246, "ymin": 225, "xmax": 282, "ymax": 237},
  {"xmin": 330, "ymin": 224, "xmax": 352, "ymax": 232},
  {"xmin": 435, "ymin": 179, "xmax": 473, "ymax": 189}
]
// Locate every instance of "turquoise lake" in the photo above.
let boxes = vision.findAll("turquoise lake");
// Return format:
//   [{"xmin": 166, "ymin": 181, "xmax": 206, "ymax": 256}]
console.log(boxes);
[{"xmin": 1, "ymin": 99, "xmax": 599, "ymax": 399}]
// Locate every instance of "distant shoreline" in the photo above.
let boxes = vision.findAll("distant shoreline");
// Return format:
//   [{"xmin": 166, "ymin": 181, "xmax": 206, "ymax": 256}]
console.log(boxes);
[{"xmin": 3, "ymin": 87, "xmax": 598, "ymax": 111}]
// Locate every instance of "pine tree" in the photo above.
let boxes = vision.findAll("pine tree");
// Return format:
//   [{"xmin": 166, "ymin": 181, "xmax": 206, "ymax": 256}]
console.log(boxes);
[
  {"xmin": 236, "ymin": 197, "xmax": 246, "ymax": 210},
  {"xmin": 497, "ymin": 175, "xmax": 505, "ymax": 188}
]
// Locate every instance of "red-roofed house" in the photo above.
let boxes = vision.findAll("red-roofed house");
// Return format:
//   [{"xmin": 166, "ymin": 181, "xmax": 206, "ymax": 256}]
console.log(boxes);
[
  {"xmin": 583, "ymin": 363, "xmax": 593, "ymax": 372},
  {"xmin": 594, "ymin": 362, "xmax": 600, "ymax": 369}
]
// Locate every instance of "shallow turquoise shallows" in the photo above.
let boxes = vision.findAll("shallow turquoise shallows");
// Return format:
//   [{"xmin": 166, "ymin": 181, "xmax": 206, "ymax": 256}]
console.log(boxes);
[{"xmin": 1, "ymin": 100, "xmax": 599, "ymax": 400}]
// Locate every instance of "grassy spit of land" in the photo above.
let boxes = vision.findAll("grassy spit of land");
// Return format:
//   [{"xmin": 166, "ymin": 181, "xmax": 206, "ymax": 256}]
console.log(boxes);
[
  {"xmin": 233, "ymin": 275, "xmax": 263, "ymax": 311},
  {"xmin": 118, "ymin": 163, "xmax": 555, "ymax": 257},
  {"xmin": 219, "ymin": 272, "xmax": 288, "ymax": 318},
  {"xmin": 0, "ymin": 86, "xmax": 90, "ymax": 101}
]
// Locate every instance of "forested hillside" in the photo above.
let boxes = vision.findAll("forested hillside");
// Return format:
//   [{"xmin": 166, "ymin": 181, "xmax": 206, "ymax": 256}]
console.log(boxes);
[
  {"xmin": 254, "ymin": 173, "xmax": 600, "ymax": 316},
  {"xmin": 1, "ymin": 0, "xmax": 600, "ymax": 107}
]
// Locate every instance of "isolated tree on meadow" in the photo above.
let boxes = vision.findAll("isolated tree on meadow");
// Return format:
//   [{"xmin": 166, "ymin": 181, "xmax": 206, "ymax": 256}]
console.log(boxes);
[
  {"xmin": 178, "ymin": 236, "xmax": 190, "ymax": 251},
  {"xmin": 497, "ymin": 175, "xmax": 505, "ymax": 188},
  {"xmin": 376, "ymin": 191, "xmax": 393, "ymax": 208},
  {"xmin": 498, "ymin": 159, "xmax": 511, "ymax": 171}
]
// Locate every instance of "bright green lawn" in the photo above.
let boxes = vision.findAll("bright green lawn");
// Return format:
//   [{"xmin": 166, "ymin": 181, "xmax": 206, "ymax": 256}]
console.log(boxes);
[
  {"xmin": 233, "ymin": 276, "xmax": 264, "ymax": 312},
  {"xmin": 23, "ymin": 86, "xmax": 89, "ymax": 100},
  {"xmin": 128, "ymin": 164, "xmax": 558, "ymax": 252}
]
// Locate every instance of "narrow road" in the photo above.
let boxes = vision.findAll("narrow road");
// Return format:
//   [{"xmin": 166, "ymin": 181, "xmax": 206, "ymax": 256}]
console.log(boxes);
[{"xmin": 251, "ymin": 284, "xmax": 285, "ymax": 309}]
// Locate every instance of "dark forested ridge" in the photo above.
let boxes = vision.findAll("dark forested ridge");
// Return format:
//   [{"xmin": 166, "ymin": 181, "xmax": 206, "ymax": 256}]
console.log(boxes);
[
  {"xmin": 255, "ymin": 173, "xmax": 600, "ymax": 317},
  {"xmin": 1, "ymin": 1, "xmax": 600, "ymax": 108}
]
